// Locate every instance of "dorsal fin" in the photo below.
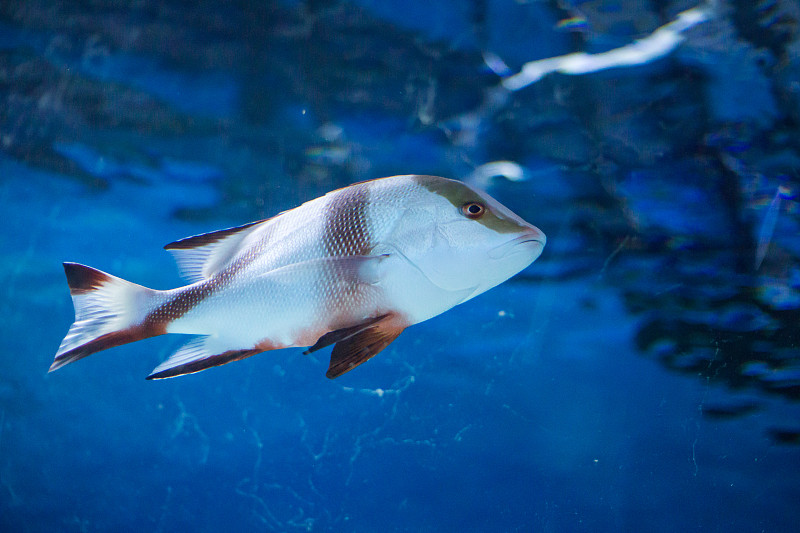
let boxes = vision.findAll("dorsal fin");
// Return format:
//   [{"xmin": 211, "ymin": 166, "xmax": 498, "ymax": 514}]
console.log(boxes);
[{"xmin": 164, "ymin": 218, "xmax": 271, "ymax": 282}]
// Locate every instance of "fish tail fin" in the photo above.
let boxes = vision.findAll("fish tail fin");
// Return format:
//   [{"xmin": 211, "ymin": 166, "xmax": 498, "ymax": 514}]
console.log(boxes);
[{"xmin": 49, "ymin": 262, "xmax": 162, "ymax": 372}]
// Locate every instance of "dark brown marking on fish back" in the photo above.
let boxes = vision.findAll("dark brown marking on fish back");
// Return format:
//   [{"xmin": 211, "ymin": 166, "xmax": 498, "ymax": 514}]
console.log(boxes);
[
  {"xmin": 326, "ymin": 314, "xmax": 407, "ymax": 379},
  {"xmin": 164, "ymin": 218, "xmax": 269, "ymax": 250},
  {"xmin": 63, "ymin": 262, "xmax": 113, "ymax": 296}
]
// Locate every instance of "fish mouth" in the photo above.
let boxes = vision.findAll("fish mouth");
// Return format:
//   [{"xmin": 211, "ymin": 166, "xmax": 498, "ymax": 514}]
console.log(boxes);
[
  {"xmin": 488, "ymin": 228, "xmax": 546, "ymax": 259},
  {"xmin": 514, "ymin": 235, "xmax": 546, "ymax": 246}
]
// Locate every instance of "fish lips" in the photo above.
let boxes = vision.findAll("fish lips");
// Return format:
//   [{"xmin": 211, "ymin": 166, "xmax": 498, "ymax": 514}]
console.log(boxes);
[{"xmin": 488, "ymin": 229, "xmax": 546, "ymax": 260}]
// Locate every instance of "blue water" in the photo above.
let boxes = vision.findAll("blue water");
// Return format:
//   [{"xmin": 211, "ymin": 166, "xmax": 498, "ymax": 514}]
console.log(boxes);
[{"xmin": 2, "ymin": 1, "xmax": 800, "ymax": 531}]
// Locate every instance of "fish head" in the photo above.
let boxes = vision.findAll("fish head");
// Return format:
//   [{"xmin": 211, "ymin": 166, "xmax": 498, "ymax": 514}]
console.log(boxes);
[{"xmin": 385, "ymin": 176, "xmax": 546, "ymax": 298}]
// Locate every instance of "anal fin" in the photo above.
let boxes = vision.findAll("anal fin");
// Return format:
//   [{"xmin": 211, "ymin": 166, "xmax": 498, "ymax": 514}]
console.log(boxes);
[
  {"xmin": 146, "ymin": 336, "xmax": 276, "ymax": 380},
  {"xmin": 325, "ymin": 314, "xmax": 406, "ymax": 379}
]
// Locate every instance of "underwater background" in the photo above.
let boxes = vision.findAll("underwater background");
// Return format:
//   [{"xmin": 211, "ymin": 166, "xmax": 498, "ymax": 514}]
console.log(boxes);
[{"xmin": 2, "ymin": 0, "xmax": 800, "ymax": 531}]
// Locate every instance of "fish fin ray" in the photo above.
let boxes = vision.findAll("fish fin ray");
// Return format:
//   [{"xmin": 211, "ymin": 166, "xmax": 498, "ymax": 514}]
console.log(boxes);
[
  {"xmin": 50, "ymin": 263, "xmax": 159, "ymax": 372},
  {"xmin": 326, "ymin": 315, "xmax": 406, "ymax": 379},
  {"xmin": 146, "ymin": 336, "xmax": 271, "ymax": 379},
  {"xmin": 164, "ymin": 218, "xmax": 272, "ymax": 282}
]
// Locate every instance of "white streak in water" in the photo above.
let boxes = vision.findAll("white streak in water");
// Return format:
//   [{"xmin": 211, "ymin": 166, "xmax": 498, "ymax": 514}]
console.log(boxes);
[
  {"xmin": 465, "ymin": 161, "xmax": 525, "ymax": 189},
  {"xmin": 755, "ymin": 185, "xmax": 790, "ymax": 270},
  {"xmin": 500, "ymin": 4, "xmax": 713, "ymax": 91}
]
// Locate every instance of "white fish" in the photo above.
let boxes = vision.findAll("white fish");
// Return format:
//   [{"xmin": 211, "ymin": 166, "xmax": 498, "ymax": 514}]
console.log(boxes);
[{"xmin": 50, "ymin": 175, "xmax": 546, "ymax": 380}]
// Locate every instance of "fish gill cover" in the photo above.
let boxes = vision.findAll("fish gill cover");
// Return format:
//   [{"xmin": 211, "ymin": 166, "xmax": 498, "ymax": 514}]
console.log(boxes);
[{"xmin": 1, "ymin": 0, "xmax": 800, "ymax": 531}]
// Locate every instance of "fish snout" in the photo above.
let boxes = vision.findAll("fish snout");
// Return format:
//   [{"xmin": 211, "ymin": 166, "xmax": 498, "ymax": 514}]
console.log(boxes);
[
  {"xmin": 518, "ymin": 225, "xmax": 546, "ymax": 247},
  {"xmin": 488, "ymin": 225, "xmax": 546, "ymax": 259}
]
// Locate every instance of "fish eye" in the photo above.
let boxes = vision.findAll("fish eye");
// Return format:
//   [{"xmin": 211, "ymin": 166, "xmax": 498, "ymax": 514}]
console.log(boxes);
[{"xmin": 461, "ymin": 202, "xmax": 485, "ymax": 219}]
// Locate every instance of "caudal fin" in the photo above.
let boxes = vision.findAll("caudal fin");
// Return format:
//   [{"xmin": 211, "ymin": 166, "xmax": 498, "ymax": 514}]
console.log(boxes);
[{"xmin": 50, "ymin": 263, "xmax": 162, "ymax": 372}]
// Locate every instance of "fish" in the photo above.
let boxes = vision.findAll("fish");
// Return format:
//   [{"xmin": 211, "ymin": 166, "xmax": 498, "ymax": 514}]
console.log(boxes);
[{"xmin": 49, "ymin": 174, "xmax": 546, "ymax": 380}]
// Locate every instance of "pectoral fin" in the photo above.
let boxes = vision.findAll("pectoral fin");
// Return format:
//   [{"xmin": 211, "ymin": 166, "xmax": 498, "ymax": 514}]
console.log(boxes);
[
  {"xmin": 325, "ymin": 315, "xmax": 406, "ymax": 379},
  {"xmin": 303, "ymin": 314, "xmax": 390, "ymax": 355}
]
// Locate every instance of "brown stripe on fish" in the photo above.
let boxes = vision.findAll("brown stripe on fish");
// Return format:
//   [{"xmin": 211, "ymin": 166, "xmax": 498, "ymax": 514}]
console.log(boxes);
[
  {"xmin": 145, "ymin": 243, "xmax": 262, "ymax": 325},
  {"xmin": 322, "ymin": 182, "xmax": 372, "ymax": 256},
  {"xmin": 316, "ymin": 182, "xmax": 380, "ymax": 332},
  {"xmin": 149, "ymin": 182, "xmax": 374, "ymax": 328},
  {"xmin": 144, "ymin": 277, "xmax": 225, "ymax": 324},
  {"xmin": 413, "ymin": 175, "xmax": 524, "ymax": 234},
  {"xmin": 412, "ymin": 175, "xmax": 473, "ymax": 209}
]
